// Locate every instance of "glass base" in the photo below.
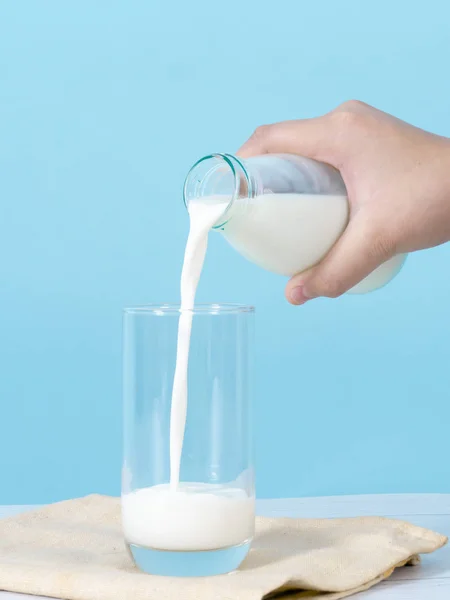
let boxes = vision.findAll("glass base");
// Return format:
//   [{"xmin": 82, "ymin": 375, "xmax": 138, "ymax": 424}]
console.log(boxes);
[{"xmin": 128, "ymin": 540, "xmax": 251, "ymax": 577}]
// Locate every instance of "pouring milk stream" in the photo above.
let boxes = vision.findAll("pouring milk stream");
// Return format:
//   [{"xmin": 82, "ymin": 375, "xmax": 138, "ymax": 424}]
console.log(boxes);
[{"xmin": 122, "ymin": 153, "xmax": 406, "ymax": 553}]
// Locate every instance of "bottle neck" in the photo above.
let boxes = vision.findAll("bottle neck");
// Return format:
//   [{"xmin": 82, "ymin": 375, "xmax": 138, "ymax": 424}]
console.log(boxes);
[{"xmin": 183, "ymin": 154, "xmax": 256, "ymax": 229}]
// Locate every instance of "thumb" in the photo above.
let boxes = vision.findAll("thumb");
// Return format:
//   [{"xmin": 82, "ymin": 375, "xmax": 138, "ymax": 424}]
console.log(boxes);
[{"xmin": 285, "ymin": 215, "xmax": 395, "ymax": 304}]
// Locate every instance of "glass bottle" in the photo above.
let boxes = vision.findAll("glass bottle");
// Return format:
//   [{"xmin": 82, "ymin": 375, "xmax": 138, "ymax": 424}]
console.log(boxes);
[{"xmin": 183, "ymin": 153, "xmax": 406, "ymax": 294}]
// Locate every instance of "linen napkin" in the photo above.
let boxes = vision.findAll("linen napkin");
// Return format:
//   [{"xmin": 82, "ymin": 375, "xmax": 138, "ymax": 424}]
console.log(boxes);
[{"xmin": 0, "ymin": 494, "xmax": 446, "ymax": 600}]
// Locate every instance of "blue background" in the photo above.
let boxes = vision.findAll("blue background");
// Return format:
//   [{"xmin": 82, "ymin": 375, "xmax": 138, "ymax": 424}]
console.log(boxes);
[{"xmin": 1, "ymin": 1, "xmax": 449, "ymax": 504}]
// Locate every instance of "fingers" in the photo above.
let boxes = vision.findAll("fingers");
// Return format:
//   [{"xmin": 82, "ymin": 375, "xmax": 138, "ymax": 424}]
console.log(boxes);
[
  {"xmin": 237, "ymin": 101, "xmax": 376, "ymax": 163},
  {"xmin": 285, "ymin": 215, "xmax": 396, "ymax": 304},
  {"xmin": 236, "ymin": 117, "xmax": 340, "ymax": 166}
]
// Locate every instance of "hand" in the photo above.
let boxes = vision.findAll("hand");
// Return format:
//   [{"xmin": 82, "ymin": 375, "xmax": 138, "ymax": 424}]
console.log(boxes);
[{"xmin": 237, "ymin": 101, "xmax": 450, "ymax": 304}]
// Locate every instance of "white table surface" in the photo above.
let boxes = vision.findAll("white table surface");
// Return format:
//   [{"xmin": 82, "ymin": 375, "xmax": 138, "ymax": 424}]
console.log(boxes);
[{"xmin": 0, "ymin": 493, "xmax": 449, "ymax": 599}]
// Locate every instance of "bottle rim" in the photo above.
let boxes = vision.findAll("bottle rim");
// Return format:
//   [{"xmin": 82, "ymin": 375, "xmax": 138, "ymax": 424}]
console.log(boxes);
[{"xmin": 183, "ymin": 153, "xmax": 252, "ymax": 229}]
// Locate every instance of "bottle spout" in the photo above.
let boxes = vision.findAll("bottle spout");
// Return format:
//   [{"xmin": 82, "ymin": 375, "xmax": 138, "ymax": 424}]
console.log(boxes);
[{"xmin": 183, "ymin": 154, "xmax": 252, "ymax": 229}]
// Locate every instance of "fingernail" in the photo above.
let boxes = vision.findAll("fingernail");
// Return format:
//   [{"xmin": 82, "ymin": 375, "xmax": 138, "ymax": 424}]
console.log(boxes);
[{"xmin": 290, "ymin": 286, "xmax": 311, "ymax": 305}]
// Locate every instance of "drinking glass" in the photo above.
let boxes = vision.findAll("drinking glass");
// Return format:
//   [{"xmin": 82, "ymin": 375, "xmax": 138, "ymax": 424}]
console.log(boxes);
[{"xmin": 122, "ymin": 304, "xmax": 254, "ymax": 577}]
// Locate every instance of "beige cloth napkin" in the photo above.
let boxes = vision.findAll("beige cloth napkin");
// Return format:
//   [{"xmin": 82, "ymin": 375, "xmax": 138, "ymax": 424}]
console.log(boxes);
[{"xmin": 0, "ymin": 494, "xmax": 446, "ymax": 600}]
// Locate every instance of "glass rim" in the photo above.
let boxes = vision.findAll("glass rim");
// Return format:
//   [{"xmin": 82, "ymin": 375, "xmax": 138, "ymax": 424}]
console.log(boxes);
[{"xmin": 123, "ymin": 303, "xmax": 255, "ymax": 315}]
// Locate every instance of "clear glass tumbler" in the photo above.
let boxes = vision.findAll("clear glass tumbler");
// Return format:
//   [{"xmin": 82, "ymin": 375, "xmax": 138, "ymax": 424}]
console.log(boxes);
[{"xmin": 122, "ymin": 304, "xmax": 255, "ymax": 577}]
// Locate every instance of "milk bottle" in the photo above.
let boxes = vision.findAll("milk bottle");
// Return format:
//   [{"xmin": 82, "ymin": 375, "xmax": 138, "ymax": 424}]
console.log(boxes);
[{"xmin": 183, "ymin": 153, "xmax": 406, "ymax": 293}]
